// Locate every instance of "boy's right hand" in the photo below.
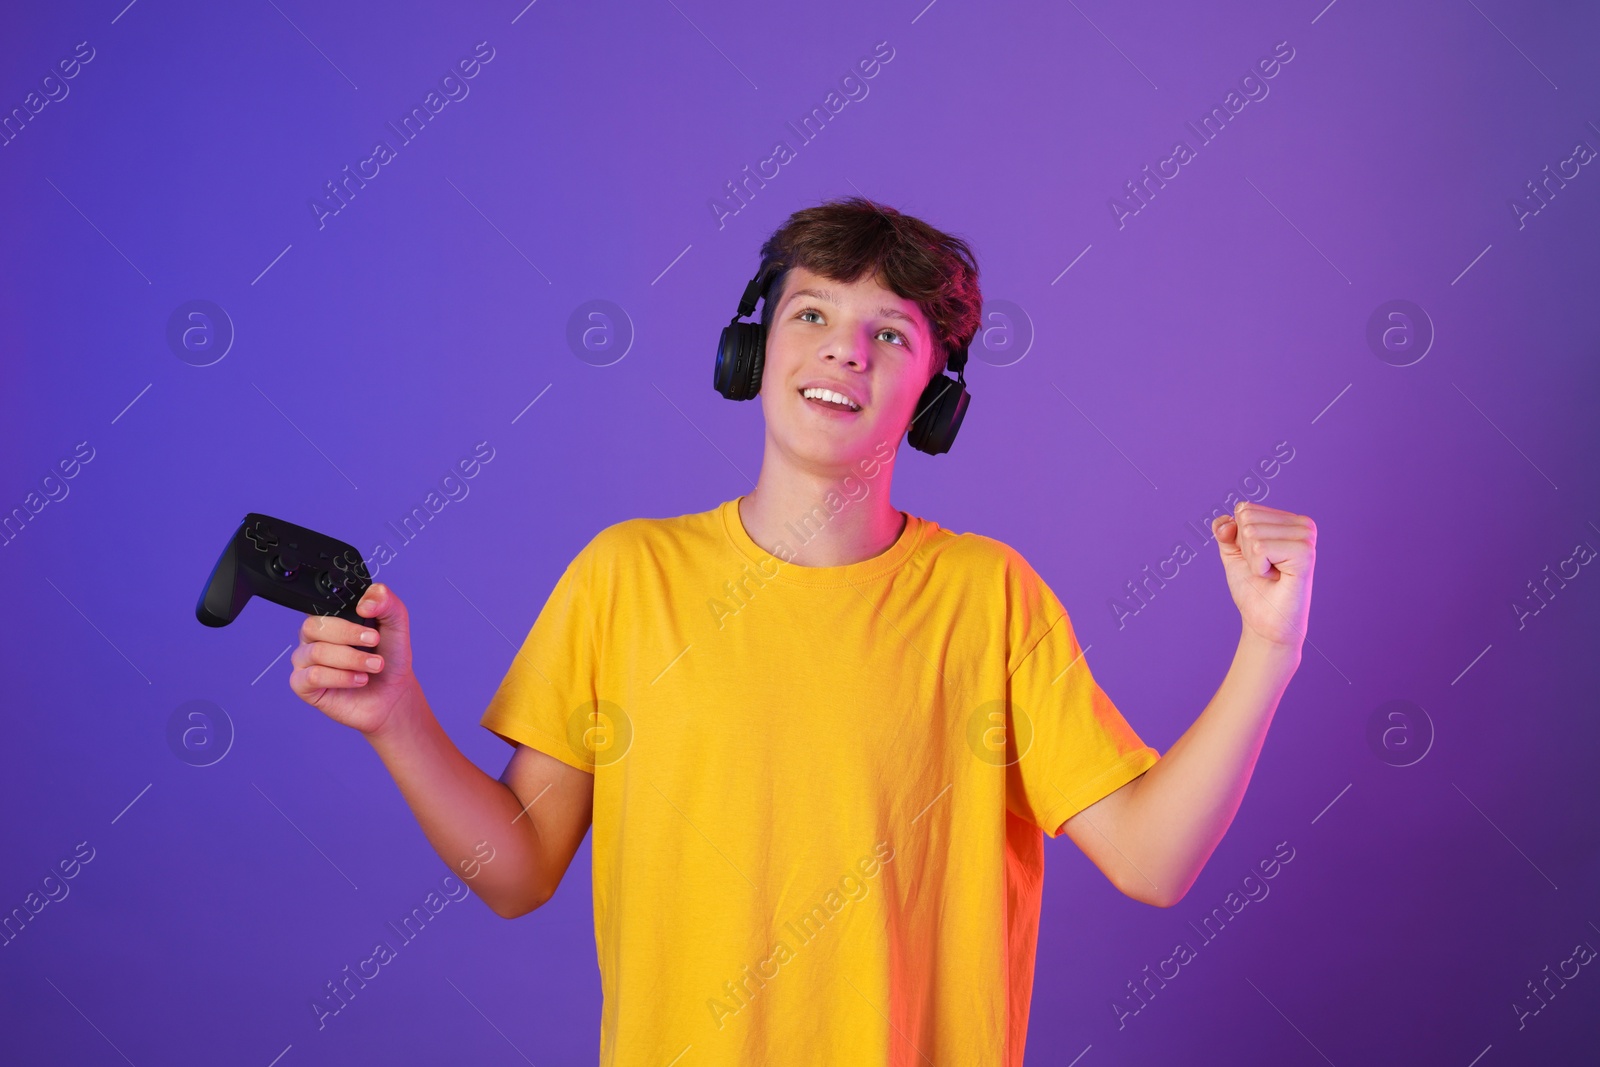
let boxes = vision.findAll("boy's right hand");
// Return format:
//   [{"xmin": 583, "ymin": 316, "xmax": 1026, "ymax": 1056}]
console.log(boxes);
[{"xmin": 289, "ymin": 583, "xmax": 416, "ymax": 737}]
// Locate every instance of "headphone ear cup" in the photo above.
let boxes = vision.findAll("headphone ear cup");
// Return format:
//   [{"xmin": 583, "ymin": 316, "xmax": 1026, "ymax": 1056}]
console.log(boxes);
[
  {"xmin": 907, "ymin": 373, "xmax": 970, "ymax": 455},
  {"xmin": 715, "ymin": 322, "xmax": 767, "ymax": 400},
  {"xmin": 744, "ymin": 323, "xmax": 766, "ymax": 399}
]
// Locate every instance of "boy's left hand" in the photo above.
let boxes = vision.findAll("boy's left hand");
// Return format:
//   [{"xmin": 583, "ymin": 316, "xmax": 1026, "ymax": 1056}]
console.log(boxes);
[{"xmin": 1212, "ymin": 501, "xmax": 1316, "ymax": 650}]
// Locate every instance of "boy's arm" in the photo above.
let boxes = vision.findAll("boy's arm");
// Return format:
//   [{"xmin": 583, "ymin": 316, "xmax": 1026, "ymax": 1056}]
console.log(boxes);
[
  {"xmin": 1059, "ymin": 501, "xmax": 1314, "ymax": 907},
  {"xmin": 291, "ymin": 583, "xmax": 593, "ymax": 919},
  {"xmin": 366, "ymin": 691, "xmax": 594, "ymax": 918},
  {"xmin": 1061, "ymin": 630, "xmax": 1299, "ymax": 906}
]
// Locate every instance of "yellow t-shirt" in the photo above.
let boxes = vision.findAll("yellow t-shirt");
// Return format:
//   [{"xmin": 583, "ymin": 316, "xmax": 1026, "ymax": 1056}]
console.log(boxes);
[{"xmin": 480, "ymin": 496, "xmax": 1161, "ymax": 1066}]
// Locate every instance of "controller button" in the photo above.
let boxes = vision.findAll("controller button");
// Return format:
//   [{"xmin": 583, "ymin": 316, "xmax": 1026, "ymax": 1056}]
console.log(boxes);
[
  {"xmin": 333, "ymin": 550, "xmax": 369, "ymax": 582},
  {"xmin": 245, "ymin": 521, "xmax": 279, "ymax": 552},
  {"xmin": 268, "ymin": 549, "xmax": 300, "ymax": 581}
]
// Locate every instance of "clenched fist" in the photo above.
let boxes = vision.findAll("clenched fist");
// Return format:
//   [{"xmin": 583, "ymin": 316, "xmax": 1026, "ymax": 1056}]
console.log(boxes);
[
  {"xmin": 1211, "ymin": 501, "xmax": 1316, "ymax": 650},
  {"xmin": 289, "ymin": 583, "xmax": 417, "ymax": 736}
]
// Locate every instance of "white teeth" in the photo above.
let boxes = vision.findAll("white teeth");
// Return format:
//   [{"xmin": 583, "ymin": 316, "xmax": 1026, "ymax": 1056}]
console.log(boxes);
[{"xmin": 801, "ymin": 387, "xmax": 860, "ymax": 411}]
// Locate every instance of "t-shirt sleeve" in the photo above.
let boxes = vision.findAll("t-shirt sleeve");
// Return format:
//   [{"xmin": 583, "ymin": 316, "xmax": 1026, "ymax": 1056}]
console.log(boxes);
[
  {"xmin": 478, "ymin": 535, "xmax": 604, "ymax": 775},
  {"xmin": 1003, "ymin": 556, "xmax": 1161, "ymax": 838}
]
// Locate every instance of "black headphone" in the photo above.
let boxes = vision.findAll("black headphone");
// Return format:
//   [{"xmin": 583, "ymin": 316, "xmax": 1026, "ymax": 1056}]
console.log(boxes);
[{"xmin": 714, "ymin": 256, "xmax": 971, "ymax": 456}]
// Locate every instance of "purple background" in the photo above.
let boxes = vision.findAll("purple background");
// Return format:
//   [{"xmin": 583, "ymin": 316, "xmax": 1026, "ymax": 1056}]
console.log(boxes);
[{"xmin": 3, "ymin": 0, "xmax": 1598, "ymax": 1063}]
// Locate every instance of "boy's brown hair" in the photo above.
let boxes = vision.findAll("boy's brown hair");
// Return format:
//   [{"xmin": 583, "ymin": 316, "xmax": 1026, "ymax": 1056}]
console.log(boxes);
[{"xmin": 757, "ymin": 196, "xmax": 982, "ymax": 383}]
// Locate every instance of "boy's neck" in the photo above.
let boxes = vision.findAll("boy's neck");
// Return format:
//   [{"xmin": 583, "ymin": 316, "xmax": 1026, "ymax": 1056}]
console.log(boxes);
[{"xmin": 738, "ymin": 463, "xmax": 905, "ymax": 569}]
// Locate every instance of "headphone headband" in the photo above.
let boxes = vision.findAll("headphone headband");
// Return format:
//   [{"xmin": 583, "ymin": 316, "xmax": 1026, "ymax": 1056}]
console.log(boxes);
[
  {"xmin": 946, "ymin": 336, "xmax": 970, "ymax": 377},
  {"xmin": 735, "ymin": 256, "xmax": 785, "ymax": 320}
]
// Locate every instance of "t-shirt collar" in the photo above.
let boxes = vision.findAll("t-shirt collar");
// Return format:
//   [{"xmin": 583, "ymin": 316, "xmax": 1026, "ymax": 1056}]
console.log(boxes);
[{"xmin": 719, "ymin": 496, "xmax": 926, "ymax": 587}]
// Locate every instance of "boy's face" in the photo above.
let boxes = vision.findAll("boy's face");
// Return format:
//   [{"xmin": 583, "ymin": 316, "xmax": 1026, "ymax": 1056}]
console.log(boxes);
[{"xmin": 758, "ymin": 264, "xmax": 936, "ymax": 474}]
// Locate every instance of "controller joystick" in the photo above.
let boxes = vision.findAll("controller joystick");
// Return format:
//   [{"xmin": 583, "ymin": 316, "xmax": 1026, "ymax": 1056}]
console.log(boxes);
[{"xmin": 268, "ymin": 549, "xmax": 300, "ymax": 581}]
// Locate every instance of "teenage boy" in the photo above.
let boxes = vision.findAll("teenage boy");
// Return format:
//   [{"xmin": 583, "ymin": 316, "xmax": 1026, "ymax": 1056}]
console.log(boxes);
[{"xmin": 289, "ymin": 196, "xmax": 1316, "ymax": 1065}]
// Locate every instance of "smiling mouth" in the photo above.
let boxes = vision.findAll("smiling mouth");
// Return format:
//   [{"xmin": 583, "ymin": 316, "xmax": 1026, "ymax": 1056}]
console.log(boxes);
[{"xmin": 798, "ymin": 387, "xmax": 862, "ymax": 413}]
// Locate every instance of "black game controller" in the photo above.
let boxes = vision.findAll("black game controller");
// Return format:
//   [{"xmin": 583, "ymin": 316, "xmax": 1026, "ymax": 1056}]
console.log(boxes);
[{"xmin": 197, "ymin": 513, "xmax": 373, "ymax": 628}]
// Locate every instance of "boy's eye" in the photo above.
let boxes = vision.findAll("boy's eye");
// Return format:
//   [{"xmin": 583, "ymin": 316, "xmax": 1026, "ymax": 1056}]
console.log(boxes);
[{"xmin": 796, "ymin": 309, "xmax": 907, "ymax": 348}]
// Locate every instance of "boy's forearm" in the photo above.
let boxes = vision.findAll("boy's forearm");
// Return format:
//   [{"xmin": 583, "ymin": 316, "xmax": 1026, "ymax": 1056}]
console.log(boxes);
[
  {"xmin": 363, "ymin": 686, "xmax": 547, "ymax": 917},
  {"xmin": 1121, "ymin": 627, "xmax": 1300, "ymax": 903}
]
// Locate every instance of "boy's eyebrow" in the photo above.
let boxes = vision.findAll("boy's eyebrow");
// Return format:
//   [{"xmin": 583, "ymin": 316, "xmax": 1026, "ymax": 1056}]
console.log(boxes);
[{"xmin": 785, "ymin": 287, "xmax": 919, "ymax": 327}]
